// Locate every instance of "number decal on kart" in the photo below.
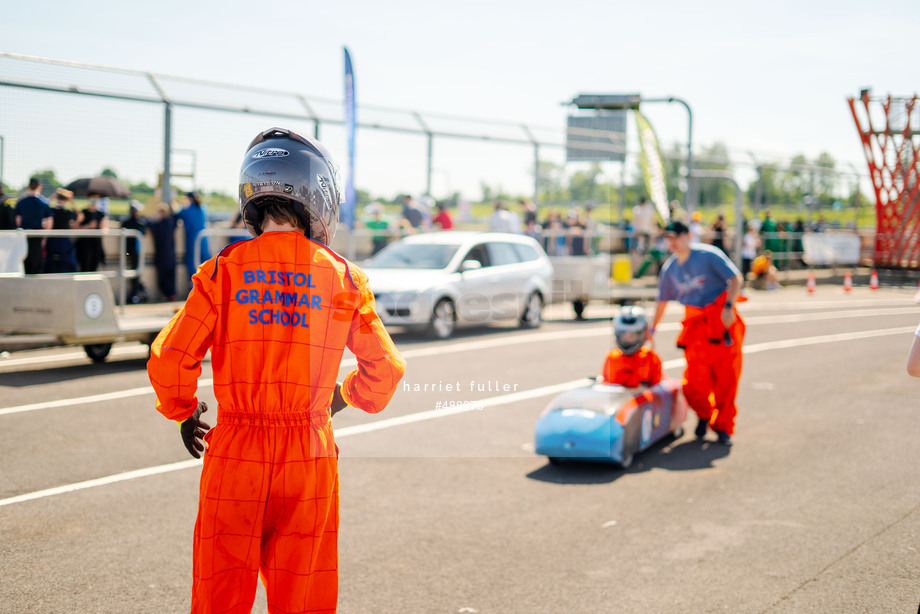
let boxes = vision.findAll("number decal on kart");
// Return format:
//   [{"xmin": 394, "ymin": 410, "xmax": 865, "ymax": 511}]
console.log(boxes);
[{"xmin": 641, "ymin": 409, "xmax": 653, "ymax": 445}]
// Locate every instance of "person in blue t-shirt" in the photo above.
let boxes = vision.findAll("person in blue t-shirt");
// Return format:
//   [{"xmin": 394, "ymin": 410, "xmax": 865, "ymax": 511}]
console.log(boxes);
[
  {"xmin": 176, "ymin": 191, "xmax": 210, "ymax": 281},
  {"xmin": 15, "ymin": 177, "xmax": 52, "ymax": 274},
  {"xmin": 649, "ymin": 220, "xmax": 745, "ymax": 446}
]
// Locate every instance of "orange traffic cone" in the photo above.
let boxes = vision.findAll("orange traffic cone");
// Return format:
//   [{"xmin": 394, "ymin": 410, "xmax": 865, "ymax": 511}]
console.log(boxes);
[
  {"xmin": 869, "ymin": 270, "xmax": 879, "ymax": 290},
  {"xmin": 806, "ymin": 271, "xmax": 816, "ymax": 294},
  {"xmin": 843, "ymin": 271, "xmax": 853, "ymax": 292}
]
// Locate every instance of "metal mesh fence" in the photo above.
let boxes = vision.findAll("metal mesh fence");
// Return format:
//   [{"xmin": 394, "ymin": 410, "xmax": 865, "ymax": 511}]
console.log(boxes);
[{"xmin": 0, "ymin": 52, "xmax": 564, "ymax": 203}]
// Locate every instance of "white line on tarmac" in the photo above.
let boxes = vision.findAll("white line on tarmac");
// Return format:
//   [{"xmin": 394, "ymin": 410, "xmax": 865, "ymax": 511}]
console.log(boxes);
[
  {"xmin": 0, "ymin": 326, "xmax": 617, "ymax": 416},
  {"xmin": 0, "ymin": 459, "xmax": 202, "ymax": 508},
  {"xmin": 0, "ymin": 295, "xmax": 913, "ymax": 370},
  {"xmin": 0, "ymin": 344, "xmax": 149, "ymax": 369},
  {"xmin": 742, "ymin": 325, "xmax": 915, "ymax": 354},
  {"xmin": 738, "ymin": 297, "xmax": 918, "ymax": 311},
  {"xmin": 0, "ymin": 383, "xmax": 210, "ymax": 417},
  {"xmin": 333, "ymin": 325, "xmax": 915, "ymax": 439},
  {"xmin": 4, "ymin": 304, "xmax": 912, "ymax": 417},
  {"xmin": 0, "ymin": 324, "xmax": 913, "ymax": 508},
  {"xmin": 1, "ymin": 303, "xmax": 916, "ymax": 417},
  {"xmin": 333, "ymin": 380, "xmax": 585, "ymax": 438},
  {"xmin": 744, "ymin": 306, "xmax": 919, "ymax": 326}
]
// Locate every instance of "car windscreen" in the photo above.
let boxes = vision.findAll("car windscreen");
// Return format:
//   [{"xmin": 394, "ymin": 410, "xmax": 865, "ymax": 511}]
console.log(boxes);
[{"xmin": 365, "ymin": 242, "xmax": 460, "ymax": 269}]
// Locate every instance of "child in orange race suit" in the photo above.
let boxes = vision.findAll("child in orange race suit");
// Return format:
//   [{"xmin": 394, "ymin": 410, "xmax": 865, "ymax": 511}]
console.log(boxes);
[
  {"xmin": 148, "ymin": 128, "xmax": 406, "ymax": 614},
  {"xmin": 601, "ymin": 306, "xmax": 663, "ymax": 388}
]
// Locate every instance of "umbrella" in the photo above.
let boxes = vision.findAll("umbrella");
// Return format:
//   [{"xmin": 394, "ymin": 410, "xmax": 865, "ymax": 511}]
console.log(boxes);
[{"xmin": 64, "ymin": 176, "xmax": 131, "ymax": 199}]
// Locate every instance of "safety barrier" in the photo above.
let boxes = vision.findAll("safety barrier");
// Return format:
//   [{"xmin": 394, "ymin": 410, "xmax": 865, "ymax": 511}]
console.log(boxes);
[{"xmin": 3, "ymin": 228, "xmax": 145, "ymax": 313}]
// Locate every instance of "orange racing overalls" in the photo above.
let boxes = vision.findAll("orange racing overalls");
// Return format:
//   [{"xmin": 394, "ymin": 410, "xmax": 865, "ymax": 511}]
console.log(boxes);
[
  {"xmin": 676, "ymin": 292, "xmax": 745, "ymax": 435},
  {"xmin": 148, "ymin": 230, "xmax": 406, "ymax": 614},
  {"xmin": 601, "ymin": 346, "xmax": 663, "ymax": 388}
]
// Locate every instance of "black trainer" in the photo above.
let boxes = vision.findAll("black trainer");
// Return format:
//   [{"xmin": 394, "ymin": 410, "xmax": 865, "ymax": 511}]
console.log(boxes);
[
  {"xmin": 694, "ymin": 418, "xmax": 708, "ymax": 439},
  {"xmin": 715, "ymin": 431, "xmax": 733, "ymax": 446}
]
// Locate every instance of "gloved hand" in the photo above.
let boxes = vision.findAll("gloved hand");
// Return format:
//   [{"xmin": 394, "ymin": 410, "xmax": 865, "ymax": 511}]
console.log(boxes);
[
  {"xmin": 330, "ymin": 383, "xmax": 348, "ymax": 417},
  {"xmin": 178, "ymin": 401, "xmax": 211, "ymax": 459}
]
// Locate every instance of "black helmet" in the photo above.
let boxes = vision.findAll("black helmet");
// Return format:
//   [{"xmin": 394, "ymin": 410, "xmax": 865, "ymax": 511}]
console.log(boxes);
[
  {"xmin": 613, "ymin": 306, "xmax": 648, "ymax": 355},
  {"xmin": 239, "ymin": 127, "xmax": 342, "ymax": 244}
]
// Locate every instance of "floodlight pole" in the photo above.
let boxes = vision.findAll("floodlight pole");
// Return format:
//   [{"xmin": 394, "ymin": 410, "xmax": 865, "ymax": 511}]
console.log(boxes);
[
  {"xmin": 296, "ymin": 95, "xmax": 321, "ymax": 140},
  {"xmin": 847, "ymin": 162, "xmax": 861, "ymax": 230},
  {"xmin": 521, "ymin": 124, "xmax": 540, "ymax": 203},
  {"xmin": 163, "ymin": 103, "xmax": 173, "ymax": 205},
  {"xmin": 747, "ymin": 151, "xmax": 763, "ymax": 213},
  {"xmin": 147, "ymin": 73, "xmax": 173, "ymax": 206},
  {"xmin": 412, "ymin": 112, "xmax": 434, "ymax": 196},
  {"xmin": 568, "ymin": 94, "xmax": 693, "ymax": 214}
]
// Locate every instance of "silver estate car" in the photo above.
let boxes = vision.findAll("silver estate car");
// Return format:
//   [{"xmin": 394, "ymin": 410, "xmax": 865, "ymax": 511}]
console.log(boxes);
[{"xmin": 362, "ymin": 231, "xmax": 554, "ymax": 339}]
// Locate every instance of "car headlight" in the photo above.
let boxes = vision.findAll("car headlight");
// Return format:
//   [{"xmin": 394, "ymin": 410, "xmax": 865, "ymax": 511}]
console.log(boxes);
[
  {"xmin": 374, "ymin": 291, "xmax": 422, "ymax": 319},
  {"xmin": 395, "ymin": 291, "xmax": 421, "ymax": 316}
]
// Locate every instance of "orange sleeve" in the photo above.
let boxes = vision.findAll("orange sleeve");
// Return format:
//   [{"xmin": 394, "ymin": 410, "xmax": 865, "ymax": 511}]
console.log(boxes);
[
  {"xmin": 647, "ymin": 350, "xmax": 663, "ymax": 385},
  {"xmin": 148, "ymin": 267, "xmax": 217, "ymax": 422},
  {"xmin": 340, "ymin": 269, "xmax": 406, "ymax": 413},
  {"xmin": 601, "ymin": 352, "xmax": 615, "ymax": 383}
]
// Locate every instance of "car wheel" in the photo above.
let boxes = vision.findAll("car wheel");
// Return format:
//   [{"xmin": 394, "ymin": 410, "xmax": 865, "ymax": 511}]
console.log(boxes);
[
  {"xmin": 520, "ymin": 292, "xmax": 543, "ymax": 329},
  {"xmin": 84, "ymin": 343, "xmax": 112, "ymax": 363},
  {"xmin": 618, "ymin": 452, "xmax": 634, "ymax": 469},
  {"xmin": 427, "ymin": 298, "xmax": 456, "ymax": 339}
]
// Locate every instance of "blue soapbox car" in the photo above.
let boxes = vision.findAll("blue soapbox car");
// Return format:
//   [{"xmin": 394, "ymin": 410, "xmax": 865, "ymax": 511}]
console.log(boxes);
[{"xmin": 534, "ymin": 378, "xmax": 688, "ymax": 468}]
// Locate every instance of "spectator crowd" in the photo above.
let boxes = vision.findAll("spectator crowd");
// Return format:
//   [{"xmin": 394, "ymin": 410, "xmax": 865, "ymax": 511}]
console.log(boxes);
[
  {"xmin": 0, "ymin": 177, "xmax": 842, "ymax": 302},
  {"xmin": 0, "ymin": 178, "xmax": 221, "ymax": 303}
]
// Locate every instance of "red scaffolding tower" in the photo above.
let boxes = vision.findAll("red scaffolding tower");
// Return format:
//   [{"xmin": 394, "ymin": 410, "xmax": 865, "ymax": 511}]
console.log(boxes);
[{"xmin": 848, "ymin": 91, "xmax": 920, "ymax": 268}]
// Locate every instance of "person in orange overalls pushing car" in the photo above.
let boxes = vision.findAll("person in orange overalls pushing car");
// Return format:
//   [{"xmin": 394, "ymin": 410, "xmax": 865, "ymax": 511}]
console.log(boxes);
[
  {"xmin": 148, "ymin": 128, "xmax": 406, "ymax": 613},
  {"xmin": 601, "ymin": 306, "xmax": 663, "ymax": 388},
  {"xmin": 650, "ymin": 220, "xmax": 744, "ymax": 446}
]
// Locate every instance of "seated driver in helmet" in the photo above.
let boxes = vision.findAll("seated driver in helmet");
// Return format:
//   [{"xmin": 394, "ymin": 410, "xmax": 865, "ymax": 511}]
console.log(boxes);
[
  {"xmin": 601, "ymin": 306, "xmax": 663, "ymax": 388},
  {"xmin": 148, "ymin": 127, "xmax": 406, "ymax": 613}
]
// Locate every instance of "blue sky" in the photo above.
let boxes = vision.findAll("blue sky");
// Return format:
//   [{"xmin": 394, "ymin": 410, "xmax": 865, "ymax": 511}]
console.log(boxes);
[{"xmin": 2, "ymin": 0, "xmax": 918, "ymax": 200}]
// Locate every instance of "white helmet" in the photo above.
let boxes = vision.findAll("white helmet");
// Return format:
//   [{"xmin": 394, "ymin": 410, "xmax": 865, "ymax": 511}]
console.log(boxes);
[{"xmin": 614, "ymin": 306, "xmax": 648, "ymax": 355}]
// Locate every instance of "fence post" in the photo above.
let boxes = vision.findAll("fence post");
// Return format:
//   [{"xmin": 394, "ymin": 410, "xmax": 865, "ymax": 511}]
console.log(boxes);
[{"xmin": 118, "ymin": 232, "xmax": 127, "ymax": 313}]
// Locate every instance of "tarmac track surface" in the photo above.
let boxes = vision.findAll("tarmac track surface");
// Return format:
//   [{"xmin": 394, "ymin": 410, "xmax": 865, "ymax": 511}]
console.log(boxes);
[{"xmin": 1, "ymin": 287, "xmax": 920, "ymax": 613}]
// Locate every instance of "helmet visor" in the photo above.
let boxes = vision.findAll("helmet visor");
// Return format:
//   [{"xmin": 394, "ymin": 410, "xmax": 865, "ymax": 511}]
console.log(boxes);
[{"xmin": 616, "ymin": 330, "xmax": 642, "ymax": 346}]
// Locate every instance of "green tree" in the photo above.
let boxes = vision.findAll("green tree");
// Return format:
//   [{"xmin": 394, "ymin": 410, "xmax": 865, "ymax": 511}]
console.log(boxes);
[
  {"xmin": 568, "ymin": 163, "xmax": 603, "ymax": 203},
  {"xmin": 747, "ymin": 162, "xmax": 786, "ymax": 208},
  {"xmin": 663, "ymin": 143, "xmax": 686, "ymax": 203},
  {"xmin": 129, "ymin": 181, "xmax": 155, "ymax": 196},
  {"xmin": 629, "ymin": 157, "xmax": 649, "ymax": 204},
  {"xmin": 536, "ymin": 160, "xmax": 566, "ymax": 205},
  {"xmin": 100, "ymin": 168, "xmax": 118, "ymax": 178},
  {"xmin": 28, "ymin": 169, "xmax": 62, "ymax": 198},
  {"xmin": 781, "ymin": 153, "xmax": 810, "ymax": 204},
  {"xmin": 813, "ymin": 152, "xmax": 837, "ymax": 205},
  {"xmin": 693, "ymin": 142, "xmax": 734, "ymax": 205},
  {"xmin": 480, "ymin": 181, "xmax": 493, "ymax": 203},
  {"xmin": 355, "ymin": 188, "xmax": 372, "ymax": 208}
]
